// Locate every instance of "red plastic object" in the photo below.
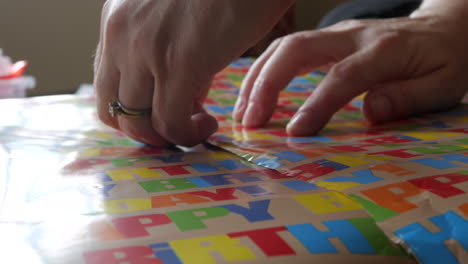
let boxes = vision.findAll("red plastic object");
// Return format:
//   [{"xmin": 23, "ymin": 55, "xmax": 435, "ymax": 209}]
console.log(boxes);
[{"xmin": 0, "ymin": 60, "xmax": 28, "ymax": 79}]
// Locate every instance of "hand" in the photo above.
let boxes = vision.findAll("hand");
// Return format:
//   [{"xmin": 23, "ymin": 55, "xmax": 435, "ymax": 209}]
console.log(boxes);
[
  {"xmin": 94, "ymin": 0, "xmax": 294, "ymax": 146},
  {"xmin": 233, "ymin": 5, "xmax": 468, "ymax": 136}
]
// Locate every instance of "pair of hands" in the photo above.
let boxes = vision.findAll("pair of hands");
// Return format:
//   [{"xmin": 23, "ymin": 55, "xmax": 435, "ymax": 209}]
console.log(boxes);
[{"xmin": 94, "ymin": 0, "xmax": 468, "ymax": 147}]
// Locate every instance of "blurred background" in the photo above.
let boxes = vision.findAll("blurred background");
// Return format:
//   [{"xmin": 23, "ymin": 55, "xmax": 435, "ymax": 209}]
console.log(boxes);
[{"xmin": 0, "ymin": 0, "xmax": 346, "ymax": 97}]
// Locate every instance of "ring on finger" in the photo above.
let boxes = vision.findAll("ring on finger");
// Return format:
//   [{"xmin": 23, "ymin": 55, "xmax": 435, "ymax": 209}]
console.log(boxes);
[{"xmin": 109, "ymin": 98, "xmax": 152, "ymax": 118}]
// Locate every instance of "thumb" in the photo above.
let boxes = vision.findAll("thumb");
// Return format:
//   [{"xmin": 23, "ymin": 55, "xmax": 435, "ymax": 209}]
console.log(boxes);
[
  {"xmin": 152, "ymin": 74, "xmax": 218, "ymax": 147},
  {"xmin": 363, "ymin": 66, "xmax": 462, "ymax": 124}
]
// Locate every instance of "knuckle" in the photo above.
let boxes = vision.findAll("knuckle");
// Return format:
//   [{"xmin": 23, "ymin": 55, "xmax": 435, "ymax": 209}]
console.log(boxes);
[
  {"xmin": 129, "ymin": 28, "xmax": 151, "ymax": 59},
  {"xmin": 281, "ymin": 33, "xmax": 308, "ymax": 50},
  {"xmin": 329, "ymin": 60, "xmax": 358, "ymax": 81},
  {"xmin": 248, "ymin": 78, "xmax": 274, "ymax": 104},
  {"xmin": 370, "ymin": 31, "xmax": 406, "ymax": 54},
  {"xmin": 104, "ymin": 6, "xmax": 128, "ymax": 41},
  {"xmin": 332, "ymin": 19, "xmax": 368, "ymax": 31}
]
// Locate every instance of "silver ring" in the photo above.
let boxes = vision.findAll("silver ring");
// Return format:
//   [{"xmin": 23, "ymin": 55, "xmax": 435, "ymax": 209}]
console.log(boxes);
[{"xmin": 108, "ymin": 98, "xmax": 152, "ymax": 118}]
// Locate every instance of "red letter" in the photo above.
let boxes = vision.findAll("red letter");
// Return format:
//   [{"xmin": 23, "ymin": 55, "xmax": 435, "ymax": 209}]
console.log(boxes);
[
  {"xmin": 332, "ymin": 144, "xmax": 372, "ymax": 152},
  {"xmin": 64, "ymin": 158, "xmax": 109, "ymax": 170},
  {"xmin": 363, "ymin": 136, "xmax": 412, "ymax": 144},
  {"xmin": 112, "ymin": 214, "xmax": 171, "ymax": 238},
  {"xmin": 371, "ymin": 149, "xmax": 421, "ymax": 158},
  {"xmin": 189, "ymin": 188, "xmax": 237, "ymax": 201},
  {"xmin": 409, "ymin": 173, "xmax": 468, "ymax": 198},
  {"xmin": 229, "ymin": 227, "xmax": 295, "ymax": 256},
  {"xmin": 84, "ymin": 246, "xmax": 162, "ymax": 264},
  {"xmin": 284, "ymin": 162, "xmax": 336, "ymax": 180},
  {"xmin": 149, "ymin": 165, "xmax": 191, "ymax": 176}
]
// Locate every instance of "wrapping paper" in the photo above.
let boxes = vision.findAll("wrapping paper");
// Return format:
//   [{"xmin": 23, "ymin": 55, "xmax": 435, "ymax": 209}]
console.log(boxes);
[
  {"xmin": 0, "ymin": 95, "xmax": 412, "ymax": 263},
  {"xmin": 207, "ymin": 58, "xmax": 468, "ymax": 264},
  {"xmin": 0, "ymin": 58, "xmax": 466, "ymax": 263}
]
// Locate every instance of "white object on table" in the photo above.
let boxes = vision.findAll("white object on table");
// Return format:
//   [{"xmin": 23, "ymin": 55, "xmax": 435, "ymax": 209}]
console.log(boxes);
[{"xmin": 0, "ymin": 49, "xmax": 35, "ymax": 98}]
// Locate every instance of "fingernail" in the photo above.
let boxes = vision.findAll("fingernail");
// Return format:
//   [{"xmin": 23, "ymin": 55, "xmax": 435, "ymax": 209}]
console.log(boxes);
[
  {"xmin": 243, "ymin": 103, "xmax": 262, "ymax": 127},
  {"xmin": 368, "ymin": 95, "xmax": 392, "ymax": 123},
  {"xmin": 287, "ymin": 112, "xmax": 325, "ymax": 136},
  {"xmin": 286, "ymin": 112, "xmax": 306, "ymax": 133},
  {"xmin": 288, "ymin": 113, "xmax": 303, "ymax": 127}
]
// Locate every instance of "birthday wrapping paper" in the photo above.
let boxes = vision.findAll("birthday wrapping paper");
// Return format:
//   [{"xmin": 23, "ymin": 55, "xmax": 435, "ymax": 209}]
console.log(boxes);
[
  {"xmin": 207, "ymin": 58, "xmax": 468, "ymax": 264},
  {"xmin": 0, "ymin": 95, "xmax": 413, "ymax": 264},
  {"xmin": 0, "ymin": 58, "xmax": 465, "ymax": 263}
]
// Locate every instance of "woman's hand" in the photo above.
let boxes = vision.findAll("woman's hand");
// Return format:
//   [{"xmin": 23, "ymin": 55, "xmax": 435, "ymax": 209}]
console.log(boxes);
[
  {"xmin": 234, "ymin": 3, "xmax": 468, "ymax": 136},
  {"xmin": 94, "ymin": 0, "xmax": 293, "ymax": 146}
]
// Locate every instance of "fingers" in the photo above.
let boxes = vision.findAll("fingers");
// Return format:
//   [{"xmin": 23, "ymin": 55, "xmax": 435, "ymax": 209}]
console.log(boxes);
[
  {"xmin": 119, "ymin": 115, "xmax": 169, "ymax": 147},
  {"xmin": 233, "ymin": 38, "xmax": 282, "ymax": 121},
  {"xmin": 236, "ymin": 32, "xmax": 353, "ymax": 128},
  {"xmin": 152, "ymin": 76, "xmax": 218, "ymax": 147},
  {"xmin": 95, "ymin": 55, "xmax": 120, "ymax": 130},
  {"xmin": 287, "ymin": 32, "xmax": 408, "ymax": 136},
  {"xmin": 95, "ymin": 2, "xmax": 120, "ymax": 130},
  {"xmin": 363, "ymin": 65, "xmax": 462, "ymax": 124},
  {"xmin": 118, "ymin": 67, "xmax": 170, "ymax": 147}
]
